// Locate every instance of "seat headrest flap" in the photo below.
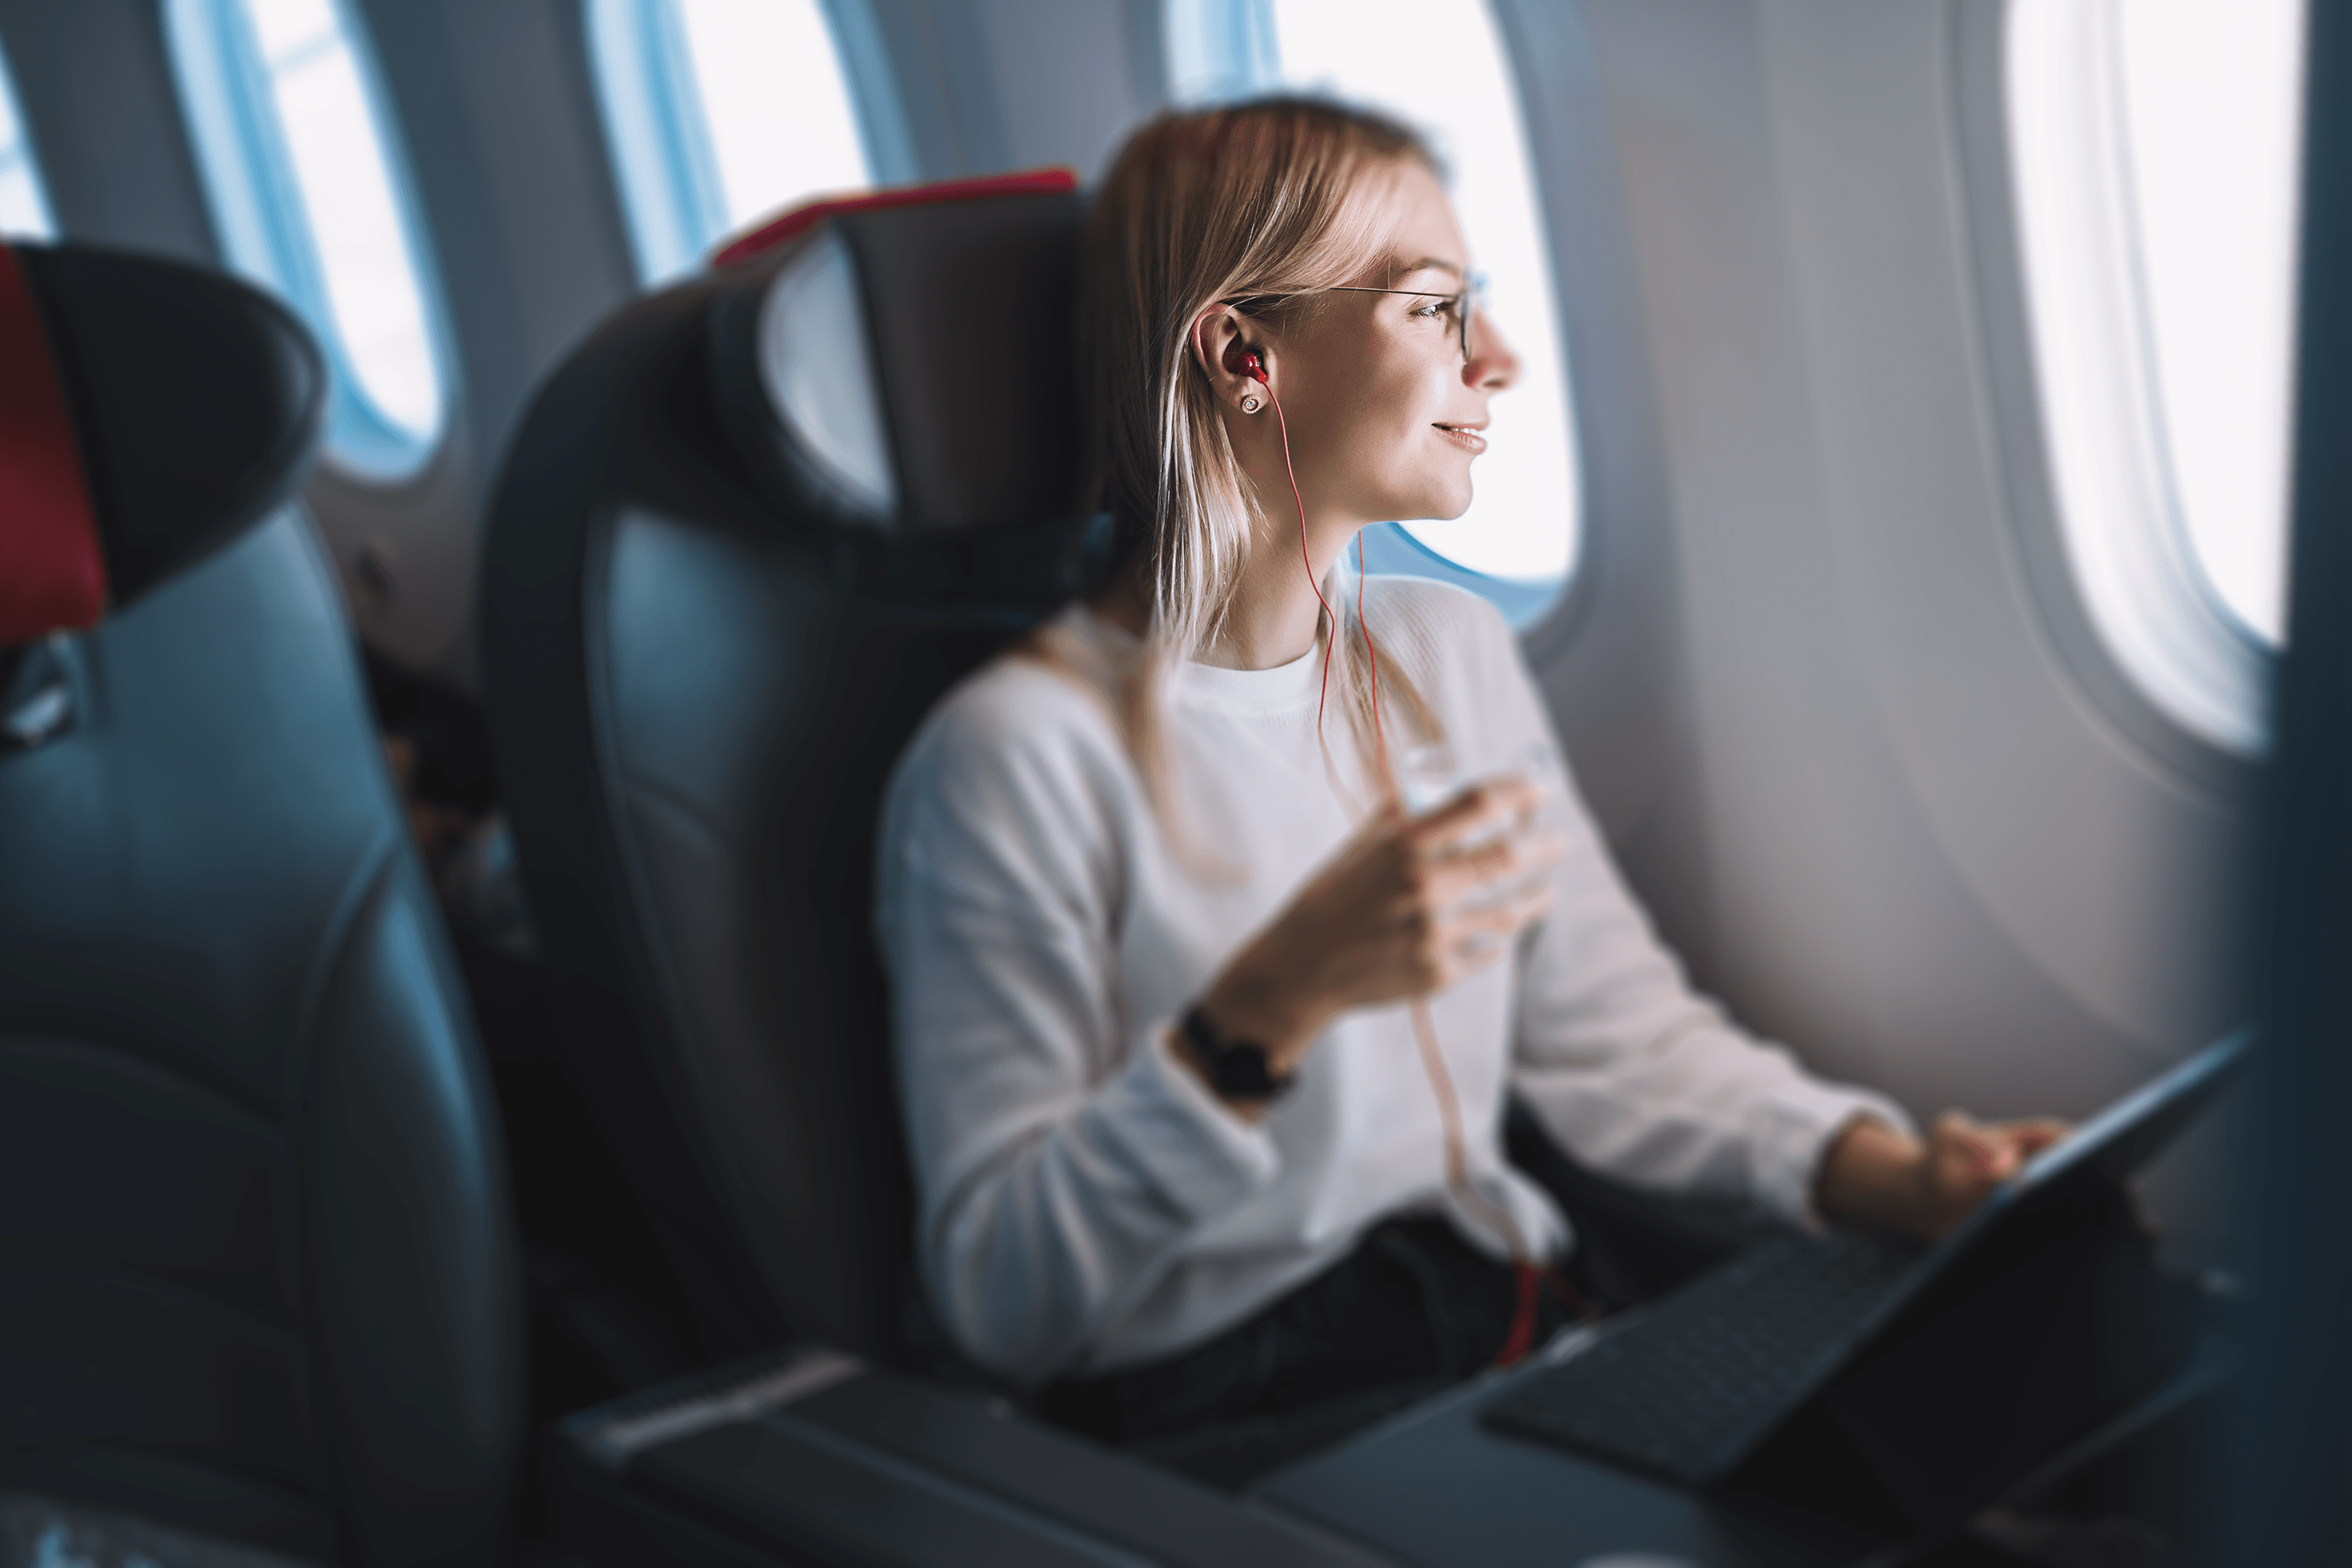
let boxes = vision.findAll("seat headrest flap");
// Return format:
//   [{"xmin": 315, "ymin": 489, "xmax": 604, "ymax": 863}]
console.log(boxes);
[
  {"xmin": 708, "ymin": 168, "xmax": 1079, "ymax": 270},
  {"xmin": 2, "ymin": 243, "xmax": 324, "ymax": 643},
  {"xmin": 0, "ymin": 244, "xmax": 105, "ymax": 646},
  {"xmin": 706, "ymin": 180, "xmax": 1087, "ymax": 538}
]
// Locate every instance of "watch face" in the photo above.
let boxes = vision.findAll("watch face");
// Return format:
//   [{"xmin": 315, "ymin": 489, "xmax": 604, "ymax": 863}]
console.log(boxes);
[
  {"xmin": 1181, "ymin": 1005, "xmax": 1294, "ymax": 1101},
  {"xmin": 1211, "ymin": 1045, "xmax": 1280, "ymax": 1100}
]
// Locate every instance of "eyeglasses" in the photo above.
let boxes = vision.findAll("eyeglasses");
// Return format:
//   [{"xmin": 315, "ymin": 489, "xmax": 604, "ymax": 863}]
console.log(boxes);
[{"xmin": 1221, "ymin": 274, "xmax": 1489, "ymax": 364}]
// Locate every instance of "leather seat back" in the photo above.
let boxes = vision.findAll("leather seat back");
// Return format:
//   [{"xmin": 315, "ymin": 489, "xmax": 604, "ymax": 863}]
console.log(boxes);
[
  {"xmin": 0, "ymin": 243, "xmax": 519, "ymax": 1565},
  {"xmin": 483, "ymin": 180, "xmax": 1093, "ymax": 1366}
]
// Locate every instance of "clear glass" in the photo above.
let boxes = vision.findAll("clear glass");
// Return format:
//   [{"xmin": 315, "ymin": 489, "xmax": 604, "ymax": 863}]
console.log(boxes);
[
  {"xmin": 0, "ymin": 34, "xmax": 55, "ymax": 240},
  {"xmin": 1396, "ymin": 737, "xmax": 1561, "ymax": 931},
  {"xmin": 1395, "ymin": 739, "xmax": 1465, "ymax": 816},
  {"xmin": 586, "ymin": 0, "xmax": 874, "ymax": 284},
  {"xmin": 2114, "ymin": 0, "xmax": 2306, "ymax": 644},
  {"xmin": 1396, "ymin": 738, "xmax": 1561, "ymax": 823}
]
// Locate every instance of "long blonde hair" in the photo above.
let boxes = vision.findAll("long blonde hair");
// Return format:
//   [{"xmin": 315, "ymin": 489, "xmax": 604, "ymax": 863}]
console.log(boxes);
[{"xmin": 1055, "ymin": 96, "xmax": 1443, "ymax": 822}]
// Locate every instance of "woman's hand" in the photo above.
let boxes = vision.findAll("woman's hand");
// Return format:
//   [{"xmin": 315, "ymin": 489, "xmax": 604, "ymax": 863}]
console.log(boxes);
[
  {"xmin": 1185, "ymin": 778, "xmax": 1563, "ymax": 1101},
  {"xmin": 1815, "ymin": 1112, "xmax": 2072, "ymax": 1242}
]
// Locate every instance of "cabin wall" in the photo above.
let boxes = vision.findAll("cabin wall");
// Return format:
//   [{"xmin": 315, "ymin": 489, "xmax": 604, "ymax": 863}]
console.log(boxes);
[
  {"xmin": 1523, "ymin": 0, "xmax": 2252, "ymax": 1179},
  {"xmin": 867, "ymin": 0, "xmax": 1161, "ymax": 181},
  {"xmin": 0, "ymin": 0, "xmax": 218, "ymax": 264},
  {"xmin": 325, "ymin": 0, "xmax": 641, "ymax": 685}
]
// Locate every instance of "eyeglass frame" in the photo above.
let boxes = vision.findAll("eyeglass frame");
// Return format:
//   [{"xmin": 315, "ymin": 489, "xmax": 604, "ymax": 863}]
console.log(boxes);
[{"xmin": 1217, "ymin": 274, "xmax": 1490, "ymax": 364}]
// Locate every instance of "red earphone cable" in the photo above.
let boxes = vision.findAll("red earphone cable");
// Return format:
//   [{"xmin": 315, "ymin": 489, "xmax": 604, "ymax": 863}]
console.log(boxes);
[
  {"xmin": 1260, "ymin": 373, "xmax": 1387, "ymax": 784},
  {"xmin": 1357, "ymin": 529, "xmax": 1389, "ymax": 793},
  {"xmin": 1258, "ymin": 364, "xmax": 1554, "ymax": 1363},
  {"xmin": 1261, "ymin": 379, "xmax": 1340, "ymax": 742}
]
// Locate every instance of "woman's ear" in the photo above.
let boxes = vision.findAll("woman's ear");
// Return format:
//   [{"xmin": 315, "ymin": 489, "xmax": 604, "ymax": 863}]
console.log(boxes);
[{"xmin": 1190, "ymin": 307, "xmax": 1269, "ymax": 414}]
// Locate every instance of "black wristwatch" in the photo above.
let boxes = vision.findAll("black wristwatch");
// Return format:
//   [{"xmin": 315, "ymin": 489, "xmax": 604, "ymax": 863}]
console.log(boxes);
[{"xmin": 1178, "ymin": 1005, "xmax": 1297, "ymax": 1102}]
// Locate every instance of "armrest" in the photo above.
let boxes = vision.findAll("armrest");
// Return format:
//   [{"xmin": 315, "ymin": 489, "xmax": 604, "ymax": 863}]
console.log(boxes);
[{"xmin": 549, "ymin": 1346, "xmax": 1400, "ymax": 1567}]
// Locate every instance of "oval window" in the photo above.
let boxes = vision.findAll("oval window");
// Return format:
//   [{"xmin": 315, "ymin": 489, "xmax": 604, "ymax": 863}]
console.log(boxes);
[{"xmin": 166, "ymin": 0, "xmax": 451, "ymax": 481}]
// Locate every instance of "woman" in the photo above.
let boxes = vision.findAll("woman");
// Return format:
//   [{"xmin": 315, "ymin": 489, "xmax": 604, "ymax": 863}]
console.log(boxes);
[{"xmin": 876, "ymin": 98, "xmax": 2059, "ymax": 1476}]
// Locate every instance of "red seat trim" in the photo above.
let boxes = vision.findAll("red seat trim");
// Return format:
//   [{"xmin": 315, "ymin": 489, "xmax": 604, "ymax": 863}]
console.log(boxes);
[
  {"xmin": 708, "ymin": 167, "xmax": 1080, "ymax": 270},
  {"xmin": 0, "ymin": 242, "xmax": 106, "ymax": 644}
]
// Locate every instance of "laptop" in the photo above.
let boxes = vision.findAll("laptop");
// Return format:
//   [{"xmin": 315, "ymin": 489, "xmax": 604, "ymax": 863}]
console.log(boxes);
[{"xmin": 1483, "ymin": 1031, "xmax": 2249, "ymax": 1533}]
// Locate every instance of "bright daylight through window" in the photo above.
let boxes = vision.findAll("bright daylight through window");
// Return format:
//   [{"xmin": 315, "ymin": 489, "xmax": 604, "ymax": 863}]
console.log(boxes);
[
  {"xmin": 1165, "ymin": 0, "xmax": 1580, "ymax": 626},
  {"xmin": 2008, "ymin": 0, "xmax": 2305, "ymax": 752},
  {"xmin": 0, "ymin": 36, "xmax": 54, "ymax": 241},
  {"xmin": 2116, "ymin": 0, "xmax": 2304, "ymax": 646},
  {"xmin": 587, "ymin": 0, "xmax": 879, "ymax": 285},
  {"xmin": 166, "ymin": 0, "xmax": 448, "ymax": 478}
]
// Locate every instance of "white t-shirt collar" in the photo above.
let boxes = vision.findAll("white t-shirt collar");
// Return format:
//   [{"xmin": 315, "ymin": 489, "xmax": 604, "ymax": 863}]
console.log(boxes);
[{"xmin": 1067, "ymin": 604, "xmax": 1329, "ymax": 717}]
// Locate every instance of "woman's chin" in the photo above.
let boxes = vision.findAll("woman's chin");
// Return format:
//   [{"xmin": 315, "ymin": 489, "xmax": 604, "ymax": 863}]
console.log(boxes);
[
  {"xmin": 1366, "ymin": 470, "xmax": 1475, "ymax": 528},
  {"xmin": 1417, "ymin": 481, "xmax": 1476, "ymax": 524}
]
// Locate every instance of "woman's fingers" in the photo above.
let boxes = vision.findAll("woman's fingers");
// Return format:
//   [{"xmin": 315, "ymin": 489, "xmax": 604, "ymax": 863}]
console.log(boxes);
[
  {"xmin": 1929, "ymin": 1111, "xmax": 2070, "ymax": 1188},
  {"xmin": 1248, "ymin": 777, "xmax": 1567, "ymax": 1017},
  {"xmin": 1421, "ymin": 876, "xmax": 1556, "ymax": 989},
  {"xmin": 2005, "ymin": 1118, "xmax": 2072, "ymax": 1156},
  {"xmin": 1930, "ymin": 1111, "xmax": 2013, "ymax": 1179},
  {"xmin": 1420, "ymin": 825, "xmax": 1566, "ymax": 912}
]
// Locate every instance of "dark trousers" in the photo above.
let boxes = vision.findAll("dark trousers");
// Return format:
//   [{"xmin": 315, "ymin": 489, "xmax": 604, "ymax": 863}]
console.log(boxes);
[
  {"xmin": 1033, "ymin": 1111, "xmax": 1740, "ymax": 1486},
  {"xmin": 1035, "ymin": 1217, "xmax": 1581, "ymax": 1486}
]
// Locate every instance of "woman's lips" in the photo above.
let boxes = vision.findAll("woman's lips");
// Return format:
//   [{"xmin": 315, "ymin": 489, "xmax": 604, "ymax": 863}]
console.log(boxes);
[{"xmin": 1435, "ymin": 423, "xmax": 1487, "ymax": 454}]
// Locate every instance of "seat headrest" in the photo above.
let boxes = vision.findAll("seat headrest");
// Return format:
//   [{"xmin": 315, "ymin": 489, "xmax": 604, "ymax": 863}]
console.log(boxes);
[
  {"xmin": 0, "ymin": 242, "xmax": 324, "ymax": 646},
  {"xmin": 707, "ymin": 167, "xmax": 1079, "ymax": 270},
  {"xmin": 702, "ymin": 176, "xmax": 1088, "ymax": 538}
]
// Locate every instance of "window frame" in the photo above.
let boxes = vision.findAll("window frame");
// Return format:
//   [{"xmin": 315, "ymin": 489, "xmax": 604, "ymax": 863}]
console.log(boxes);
[{"xmin": 163, "ymin": 0, "xmax": 454, "ymax": 481}]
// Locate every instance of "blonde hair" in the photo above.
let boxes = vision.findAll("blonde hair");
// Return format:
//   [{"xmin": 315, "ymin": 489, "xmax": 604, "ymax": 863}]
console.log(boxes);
[{"xmin": 1052, "ymin": 96, "xmax": 1443, "ymax": 825}]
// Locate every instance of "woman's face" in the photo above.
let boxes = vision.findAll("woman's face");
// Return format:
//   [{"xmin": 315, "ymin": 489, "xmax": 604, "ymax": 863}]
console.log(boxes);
[{"xmin": 1256, "ymin": 161, "xmax": 1521, "ymax": 531}]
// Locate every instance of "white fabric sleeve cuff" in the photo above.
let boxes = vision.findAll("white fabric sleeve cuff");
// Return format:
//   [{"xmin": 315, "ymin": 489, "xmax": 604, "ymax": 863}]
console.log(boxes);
[
  {"xmin": 1747, "ymin": 1078, "xmax": 1918, "ymax": 1232},
  {"xmin": 1087, "ymin": 1021, "xmax": 1281, "ymax": 1220}
]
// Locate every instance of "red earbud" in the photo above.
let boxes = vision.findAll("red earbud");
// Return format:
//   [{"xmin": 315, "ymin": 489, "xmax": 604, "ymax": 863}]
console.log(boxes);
[{"xmin": 1225, "ymin": 342, "xmax": 1269, "ymax": 385}]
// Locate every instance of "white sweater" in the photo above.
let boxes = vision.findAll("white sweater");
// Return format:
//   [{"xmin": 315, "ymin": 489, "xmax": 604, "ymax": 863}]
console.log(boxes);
[{"xmin": 876, "ymin": 579, "xmax": 1909, "ymax": 1385}]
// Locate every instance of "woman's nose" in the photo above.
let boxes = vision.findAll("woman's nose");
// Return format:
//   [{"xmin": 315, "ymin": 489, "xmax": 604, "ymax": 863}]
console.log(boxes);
[{"xmin": 1465, "ymin": 312, "xmax": 1520, "ymax": 393}]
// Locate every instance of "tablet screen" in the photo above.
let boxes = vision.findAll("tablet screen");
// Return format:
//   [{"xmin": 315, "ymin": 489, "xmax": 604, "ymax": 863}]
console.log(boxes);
[{"xmin": 2008, "ymin": 1028, "xmax": 2252, "ymax": 1196}]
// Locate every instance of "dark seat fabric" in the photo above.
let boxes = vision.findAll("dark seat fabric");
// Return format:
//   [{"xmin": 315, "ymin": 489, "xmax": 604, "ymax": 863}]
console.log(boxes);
[
  {"xmin": 0, "ymin": 244, "xmax": 520, "ymax": 1565},
  {"xmin": 482, "ymin": 190, "xmax": 1094, "ymax": 1370}
]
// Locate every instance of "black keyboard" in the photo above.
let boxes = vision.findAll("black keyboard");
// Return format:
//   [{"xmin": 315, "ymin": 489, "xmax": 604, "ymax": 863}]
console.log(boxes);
[{"xmin": 1483, "ymin": 1230, "xmax": 1919, "ymax": 1484}]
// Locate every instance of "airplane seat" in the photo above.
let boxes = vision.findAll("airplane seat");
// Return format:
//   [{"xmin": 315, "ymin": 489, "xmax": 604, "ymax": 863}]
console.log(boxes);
[
  {"xmin": 481, "ymin": 176, "xmax": 1094, "ymax": 1374},
  {"xmin": 0, "ymin": 241, "xmax": 521, "ymax": 1565}
]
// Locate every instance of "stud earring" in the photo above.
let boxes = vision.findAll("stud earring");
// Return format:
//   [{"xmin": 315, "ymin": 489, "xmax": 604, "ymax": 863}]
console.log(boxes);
[{"xmin": 1240, "ymin": 395, "xmax": 1262, "ymax": 414}]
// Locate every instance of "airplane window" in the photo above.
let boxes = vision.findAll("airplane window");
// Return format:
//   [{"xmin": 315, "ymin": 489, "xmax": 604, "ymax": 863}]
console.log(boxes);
[
  {"xmin": 0, "ymin": 35, "xmax": 55, "ymax": 240},
  {"xmin": 1163, "ymin": 0, "xmax": 1581, "ymax": 626},
  {"xmin": 165, "ymin": 0, "xmax": 448, "ymax": 480},
  {"xmin": 586, "ymin": 0, "xmax": 878, "ymax": 285},
  {"xmin": 2007, "ymin": 0, "xmax": 2305, "ymax": 751}
]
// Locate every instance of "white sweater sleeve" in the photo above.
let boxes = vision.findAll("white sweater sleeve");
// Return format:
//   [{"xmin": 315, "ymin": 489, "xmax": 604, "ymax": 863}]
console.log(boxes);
[
  {"xmin": 1479, "ymin": 615, "xmax": 1913, "ymax": 1226},
  {"xmin": 877, "ymin": 674, "xmax": 1279, "ymax": 1384}
]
